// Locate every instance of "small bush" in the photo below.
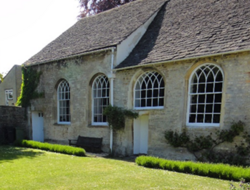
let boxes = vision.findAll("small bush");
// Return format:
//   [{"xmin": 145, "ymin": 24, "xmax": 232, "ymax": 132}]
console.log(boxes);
[
  {"xmin": 136, "ymin": 156, "xmax": 250, "ymax": 182},
  {"xmin": 14, "ymin": 140, "xmax": 86, "ymax": 156}
]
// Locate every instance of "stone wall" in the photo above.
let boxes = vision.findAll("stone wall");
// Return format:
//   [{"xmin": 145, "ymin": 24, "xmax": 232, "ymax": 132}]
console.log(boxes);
[
  {"xmin": 29, "ymin": 50, "xmax": 250, "ymax": 160},
  {"xmin": 0, "ymin": 106, "xmax": 28, "ymax": 143},
  {"xmin": 113, "ymin": 51, "xmax": 250, "ymax": 159},
  {"xmin": 29, "ymin": 50, "xmax": 112, "ymax": 151}
]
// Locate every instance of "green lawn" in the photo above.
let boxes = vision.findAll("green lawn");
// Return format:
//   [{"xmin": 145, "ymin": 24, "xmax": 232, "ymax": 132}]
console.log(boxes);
[{"xmin": 0, "ymin": 146, "xmax": 236, "ymax": 190}]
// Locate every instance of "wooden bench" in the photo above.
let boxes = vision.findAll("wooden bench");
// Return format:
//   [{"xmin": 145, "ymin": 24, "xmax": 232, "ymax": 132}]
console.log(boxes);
[{"xmin": 69, "ymin": 136, "xmax": 103, "ymax": 153}]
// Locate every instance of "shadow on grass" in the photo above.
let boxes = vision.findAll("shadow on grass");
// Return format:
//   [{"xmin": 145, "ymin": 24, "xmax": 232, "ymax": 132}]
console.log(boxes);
[
  {"xmin": 0, "ymin": 145, "xmax": 44, "ymax": 163},
  {"xmin": 102, "ymin": 155, "xmax": 137, "ymax": 163}
]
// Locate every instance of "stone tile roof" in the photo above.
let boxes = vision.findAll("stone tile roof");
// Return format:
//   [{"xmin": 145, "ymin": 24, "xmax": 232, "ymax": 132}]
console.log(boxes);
[
  {"xmin": 117, "ymin": 0, "xmax": 250, "ymax": 69},
  {"xmin": 24, "ymin": 0, "xmax": 167, "ymax": 66}
]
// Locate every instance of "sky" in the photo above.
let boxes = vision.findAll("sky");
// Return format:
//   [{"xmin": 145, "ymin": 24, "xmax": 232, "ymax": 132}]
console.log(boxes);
[{"xmin": 0, "ymin": 0, "xmax": 79, "ymax": 76}]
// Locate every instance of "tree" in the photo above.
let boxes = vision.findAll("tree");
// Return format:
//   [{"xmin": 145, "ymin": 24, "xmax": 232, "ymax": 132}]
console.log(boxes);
[
  {"xmin": 78, "ymin": 0, "xmax": 136, "ymax": 18},
  {"xmin": 0, "ymin": 73, "xmax": 4, "ymax": 83}
]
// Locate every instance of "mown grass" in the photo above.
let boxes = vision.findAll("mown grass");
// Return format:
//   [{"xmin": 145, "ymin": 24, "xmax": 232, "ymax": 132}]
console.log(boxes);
[{"xmin": 0, "ymin": 146, "xmax": 238, "ymax": 190}]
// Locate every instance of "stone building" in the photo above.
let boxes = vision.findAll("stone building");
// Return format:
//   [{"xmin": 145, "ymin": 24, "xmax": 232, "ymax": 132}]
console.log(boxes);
[
  {"xmin": 0, "ymin": 65, "xmax": 22, "ymax": 106},
  {"xmin": 23, "ymin": 0, "xmax": 250, "ymax": 159}
]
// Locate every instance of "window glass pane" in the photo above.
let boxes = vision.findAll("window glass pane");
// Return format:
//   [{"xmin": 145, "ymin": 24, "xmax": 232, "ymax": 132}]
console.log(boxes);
[
  {"xmin": 191, "ymin": 95, "xmax": 197, "ymax": 103},
  {"xmin": 198, "ymin": 84, "xmax": 205, "ymax": 93},
  {"xmin": 198, "ymin": 95, "xmax": 205, "ymax": 103},
  {"xmin": 215, "ymin": 94, "xmax": 222, "ymax": 103},
  {"xmin": 190, "ymin": 105, "xmax": 196, "ymax": 113},
  {"xmin": 215, "ymin": 83, "xmax": 223, "ymax": 92},
  {"xmin": 159, "ymin": 98, "xmax": 164, "ymax": 106},
  {"xmin": 199, "ymin": 73, "xmax": 206, "ymax": 83},
  {"xmin": 205, "ymin": 114, "xmax": 212, "ymax": 123},
  {"xmin": 148, "ymin": 81, "xmax": 152, "ymax": 89},
  {"xmin": 213, "ymin": 114, "xmax": 220, "ymax": 123},
  {"xmin": 147, "ymin": 90, "xmax": 152, "ymax": 98},
  {"xmin": 206, "ymin": 83, "xmax": 213, "ymax": 92},
  {"xmin": 160, "ymin": 89, "xmax": 164, "ymax": 97},
  {"xmin": 153, "ymin": 98, "xmax": 158, "ymax": 106},
  {"xmin": 135, "ymin": 100, "xmax": 140, "ymax": 107},
  {"xmin": 207, "ymin": 72, "xmax": 214, "ymax": 83},
  {"xmin": 214, "ymin": 104, "xmax": 221, "ymax": 113},
  {"xmin": 141, "ymin": 90, "xmax": 146, "ymax": 98},
  {"xmin": 191, "ymin": 84, "xmax": 197, "ymax": 93},
  {"xmin": 141, "ymin": 82, "xmax": 146, "ymax": 90},
  {"xmin": 141, "ymin": 99, "xmax": 146, "ymax": 107},
  {"xmin": 153, "ymin": 89, "xmax": 158, "ymax": 97},
  {"xmin": 198, "ymin": 105, "xmax": 204, "ymax": 113},
  {"xmin": 205, "ymin": 104, "xmax": 213, "ymax": 113},
  {"xmin": 189, "ymin": 114, "xmax": 196, "ymax": 122},
  {"xmin": 216, "ymin": 72, "xmax": 223, "ymax": 82},
  {"xmin": 147, "ymin": 98, "xmax": 152, "ymax": 107},
  {"xmin": 197, "ymin": 114, "xmax": 204, "ymax": 123},
  {"xmin": 207, "ymin": 94, "xmax": 214, "ymax": 103}
]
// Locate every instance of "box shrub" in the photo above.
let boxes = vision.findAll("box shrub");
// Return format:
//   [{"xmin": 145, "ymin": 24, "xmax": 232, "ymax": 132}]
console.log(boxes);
[
  {"xmin": 14, "ymin": 140, "xmax": 86, "ymax": 156},
  {"xmin": 136, "ymin": 156, "xmax": 250, "ymax": 182}
]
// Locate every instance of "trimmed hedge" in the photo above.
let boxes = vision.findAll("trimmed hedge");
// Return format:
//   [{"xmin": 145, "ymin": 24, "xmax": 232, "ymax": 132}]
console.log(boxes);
[
  {"xmin": 14, "ymin": 140, "xmax": 86, "ymax": 156},
  {"xmin": 136, "ymin": 156, "xmax": 250, "ymax": 182}
]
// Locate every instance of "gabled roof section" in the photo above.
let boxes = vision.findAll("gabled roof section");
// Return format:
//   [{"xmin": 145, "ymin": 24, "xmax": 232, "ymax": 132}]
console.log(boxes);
[
  {"xmin": 24, "ymin": 0, "xmax": 167, "ymax": 66},
  {"xmin": 117, "ymin": 0, "xmax": 250, "ymax": 69}
]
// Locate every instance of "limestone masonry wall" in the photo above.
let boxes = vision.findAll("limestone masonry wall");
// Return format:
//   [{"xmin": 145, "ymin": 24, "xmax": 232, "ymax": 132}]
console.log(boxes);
[{"xmin": 29, "ymin": 51, "xmax": 250, "ymax": 160}]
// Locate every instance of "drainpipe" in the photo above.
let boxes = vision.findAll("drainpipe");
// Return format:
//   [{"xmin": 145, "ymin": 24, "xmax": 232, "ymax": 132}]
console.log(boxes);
[{"xmin": 109, "ymin": 47, "xmax": 116, "ymax": 154}]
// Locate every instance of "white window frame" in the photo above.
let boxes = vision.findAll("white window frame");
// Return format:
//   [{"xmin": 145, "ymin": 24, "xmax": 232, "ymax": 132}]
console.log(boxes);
[
  {"xmin": 57, "ymin": 80, "xmax": 71, "ymax": 124},
  {"xmin": 92, "ymin": 75, "xmax": 109, "ymax": 126},
  {"xmin": 134, "ymin": 71, "xmax": 164, "ymax": 110},
  {"xmin": 186, "ymin": 63, "xmax": 224, "ymax": 127},
  {"xmin": 5, "ymin": 89, "xmax": 13, "ymax": 100}
]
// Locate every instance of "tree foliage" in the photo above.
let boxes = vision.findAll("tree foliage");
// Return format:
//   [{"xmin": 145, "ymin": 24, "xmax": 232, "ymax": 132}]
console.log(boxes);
[
  {"xmin": 78, "ymin": 0, "xmax": 136, "ymax": 18},
  {"xmin": 0, "ymin": 73, "xmax": 3, "ymax": 83}
]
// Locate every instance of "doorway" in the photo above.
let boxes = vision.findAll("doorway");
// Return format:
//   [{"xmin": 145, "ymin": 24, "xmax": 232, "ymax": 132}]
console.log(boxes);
[
  {"xmin": 133, "ymin": 115, "xmax": 149, "ymax": 154},
  {"xmin": 32, "ymin": 112, "xmax": 44, "ymax": 142}
]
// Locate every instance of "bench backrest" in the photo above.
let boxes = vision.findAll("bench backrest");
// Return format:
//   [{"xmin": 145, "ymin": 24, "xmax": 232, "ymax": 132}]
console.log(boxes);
[{"xmin": 77, "ymin": 136, "xmax": 103, "ymax": 146}]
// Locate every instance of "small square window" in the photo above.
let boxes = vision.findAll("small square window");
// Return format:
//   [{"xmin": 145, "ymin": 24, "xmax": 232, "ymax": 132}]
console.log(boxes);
[{"xmin": 5, "ymin": 90, "xmax": 13, "ymax": 100}]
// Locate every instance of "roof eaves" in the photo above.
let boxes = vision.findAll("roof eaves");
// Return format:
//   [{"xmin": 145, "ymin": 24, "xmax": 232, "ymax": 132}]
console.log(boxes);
[
  {"xmin": 24, "ymin": 46, "xmax": 117, "ymax": 67},
  {"xmin": 114, "ymin": 48, "xmax": 250, "ymax": 71}
]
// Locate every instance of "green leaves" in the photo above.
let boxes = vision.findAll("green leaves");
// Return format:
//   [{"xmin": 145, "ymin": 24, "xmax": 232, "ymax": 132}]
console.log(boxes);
[
  {"xmin": 14, "ymin": 140, "xmax": 86, "ymax": 156},
  {"xmin": 165, "ymin": 121, "xmax": 249, "ymax": 165},
  {"xmin": 136, "ymin": 156, "xmax": 250, "ymax": 182},
  {"xmin": 16, "ymin": 67, "xmax": 44, "ymax": 107},
  {"xmin": 103, "ymin": 105, "xmax": 138, "ymax": 130}
]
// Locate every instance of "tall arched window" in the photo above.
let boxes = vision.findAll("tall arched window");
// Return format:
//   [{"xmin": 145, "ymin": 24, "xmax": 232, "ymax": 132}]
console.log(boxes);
[
  {"xmin": 92, "ymin": 75, "xmax": 109, "ymax": 125},
  {"xmin": 57, "ymin": 80, "xmax": 70, "ymax": 124},
  {"xmin": 187, "ymin": 64, "xmax": 224, "ymax": 126},
  {"xmin": 134, "ymin": 71, "xmax": 164, "ymax": 109}
]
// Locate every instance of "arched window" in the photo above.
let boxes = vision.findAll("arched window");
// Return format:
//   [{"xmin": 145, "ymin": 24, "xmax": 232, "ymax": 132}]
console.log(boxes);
[
  {"xmin": 57, "ymin": 80, "xmax": 70, "ymax": 124},
  {"xmin": 92, "ymin": 75, "xmax": 109, "ymax": 125},
  {"xmin": 134, "ymin": 71, "xmax": 164, "ymax": 109},
  {"xmin": 187, "ymin": 64, "xmax": 224, "ymax": 126}
]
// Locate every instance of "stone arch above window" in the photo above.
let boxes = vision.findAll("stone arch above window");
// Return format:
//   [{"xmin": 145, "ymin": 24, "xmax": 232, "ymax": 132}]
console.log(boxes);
[
  {"xmin": 57, "ymin": 80, "xmax": 70, "ymax": 124},
  {"xmin": 92, "ymin": 75, "xmax": 109, "ymax": 125},
  {"xmin": 134, "ymin": 71, "xmax": 164, "ymax": 109},
  {"xmin": 187, "ymin": 64, "xmax": 224, "ymax": 127}
]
